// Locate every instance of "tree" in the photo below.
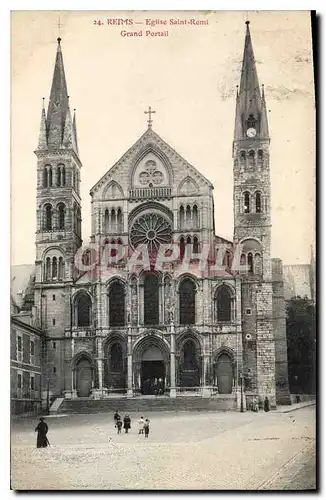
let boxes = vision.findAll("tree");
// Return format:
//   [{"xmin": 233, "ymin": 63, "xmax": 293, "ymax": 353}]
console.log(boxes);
[{"xmin": 286, "ymin": 296, "xmax": 316, "ymax": 394}]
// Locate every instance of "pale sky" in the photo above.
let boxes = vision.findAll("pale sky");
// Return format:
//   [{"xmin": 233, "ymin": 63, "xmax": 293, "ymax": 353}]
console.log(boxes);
[{"xmin": 11, "ymin": 10, "xmax": 315, "ymax": 266}]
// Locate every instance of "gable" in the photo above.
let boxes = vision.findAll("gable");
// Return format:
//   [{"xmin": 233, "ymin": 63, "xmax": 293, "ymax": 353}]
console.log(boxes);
[{"xmin": 90, "ymin": 128, "xmax": 213, "ymax": 200}]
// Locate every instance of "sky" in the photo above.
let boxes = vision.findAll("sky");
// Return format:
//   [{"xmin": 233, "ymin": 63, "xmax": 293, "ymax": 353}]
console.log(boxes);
[{"xmin": 11, "ymin": 10, "xmax": 315, "ymax": 266}]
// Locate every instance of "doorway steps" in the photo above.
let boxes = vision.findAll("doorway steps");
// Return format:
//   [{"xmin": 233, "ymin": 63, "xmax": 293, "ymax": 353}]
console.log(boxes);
[{"xmin": 56, "ymin": 395, "xmax": 237, "ymax": 414}]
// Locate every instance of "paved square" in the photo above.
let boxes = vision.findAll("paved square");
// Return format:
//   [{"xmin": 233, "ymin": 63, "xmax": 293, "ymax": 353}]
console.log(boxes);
[{"xmin": 11, "ymin": 406, "xmax": 316, "ymax": 490}]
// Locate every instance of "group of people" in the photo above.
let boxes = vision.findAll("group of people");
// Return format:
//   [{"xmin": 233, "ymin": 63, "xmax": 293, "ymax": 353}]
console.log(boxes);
[
  {"xmin": 113, "ymin": 411, "xmax": 150, "ymax": 438},
  {"xmin": 141, "ymin": 377, "xmax": 164, "ymax": 396}
]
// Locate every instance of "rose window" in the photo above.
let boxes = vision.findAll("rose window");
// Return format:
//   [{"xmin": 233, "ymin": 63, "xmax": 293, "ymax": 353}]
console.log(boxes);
[
  {"xmin": 138, "ymin": 160, "xmax": 164, "ymax": 187},
  {"xmin": 130, "ymin": 213, "xmax": 172, "ymax": 252}
]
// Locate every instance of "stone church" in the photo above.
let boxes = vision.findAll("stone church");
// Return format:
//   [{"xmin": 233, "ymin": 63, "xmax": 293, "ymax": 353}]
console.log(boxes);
[{"xmin": 29, "ymin": 22, "xmax": 291, "ymax": 409}]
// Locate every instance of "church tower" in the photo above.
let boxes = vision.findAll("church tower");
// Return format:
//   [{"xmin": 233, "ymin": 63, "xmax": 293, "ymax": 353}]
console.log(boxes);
[
  {"xmin": 233, "ymin": 21, "xmax": 271, "ymax": 273},
  {"xmin": 34, "ymin": 38, "xmax": 83, "ymax": 395},
  {"xmin": 233, "ymin": 22, "xmax": 277, "ymax": 407}
]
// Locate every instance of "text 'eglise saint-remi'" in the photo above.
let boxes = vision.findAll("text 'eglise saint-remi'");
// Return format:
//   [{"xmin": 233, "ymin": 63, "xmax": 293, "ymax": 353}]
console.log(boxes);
[{"xmin": 146, "ymin": 18, "xmax": 209, "ymax": 26}]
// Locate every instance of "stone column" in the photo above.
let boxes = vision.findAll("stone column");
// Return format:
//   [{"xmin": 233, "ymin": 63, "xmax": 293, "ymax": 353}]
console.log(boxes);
[
  {"xmin": 127, "ymin": 324, "xmax": 133, "ymax": 397},
  {"xmin": 202, "ymin": 355, "xmax": 211, "ymax": 398},
  {"xmin": 97, "ymin": 359, "xmax": 103, "ymax": 390},
  {"xmin": 71, "ymin": 338, "xmax": 77, "ymax": 399},
  {"xmin": 170, "ymin": 320, "xmax": 177, "ymax": 398}
]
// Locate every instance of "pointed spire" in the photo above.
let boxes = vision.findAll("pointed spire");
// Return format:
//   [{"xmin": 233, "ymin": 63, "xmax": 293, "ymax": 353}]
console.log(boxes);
[
  {"xmin": 234, "ymin": 22, "xmax": 269, "ymax": 140},
  {"xmin": 72, "ymin": 109, "xmax": 79, "ymax": 155},
  {"xmin": 62, "ymin": 97, "xmax": 73, "ymax": 148},
  {"xmin": 260, "ymin": 84, "xmax": 269, "ymax": 138},
  {"xmin": 37, "ymin": 98, "xmax": 47, "ymax": 149},
  {"xmin": 47, "ymin": 37, "xmax": 69, "ymax": 148}
]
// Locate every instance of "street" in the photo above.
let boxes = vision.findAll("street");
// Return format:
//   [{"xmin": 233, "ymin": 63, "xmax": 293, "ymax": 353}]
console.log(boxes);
[{"xmin": 11, "ymin": 405, "xmax": 316, "ymax": 490}]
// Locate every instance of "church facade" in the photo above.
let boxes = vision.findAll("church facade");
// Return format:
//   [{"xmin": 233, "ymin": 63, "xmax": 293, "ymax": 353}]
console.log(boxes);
[{"xmin": 32, "ymin": 23, "xmax": 290, "ymax": 409}]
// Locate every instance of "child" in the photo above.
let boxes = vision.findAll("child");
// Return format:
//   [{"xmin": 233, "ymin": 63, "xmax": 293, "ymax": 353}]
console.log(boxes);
[
  {"xmin": 116, "ymin": 418, "xmax": 122, "ymax": 434},
  {"xmin": 138, "ymin": 416, "xmax": 145, "ymax": 434},
  {"xmin": 144, "ymin": 418, "xmax": 150, "ymax": 438}
]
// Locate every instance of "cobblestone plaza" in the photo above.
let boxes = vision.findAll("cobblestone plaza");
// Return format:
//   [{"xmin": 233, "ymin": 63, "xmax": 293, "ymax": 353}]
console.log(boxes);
[{"xmin": 11, "ymin": 406, "xmax": 315, "ymax": 490}]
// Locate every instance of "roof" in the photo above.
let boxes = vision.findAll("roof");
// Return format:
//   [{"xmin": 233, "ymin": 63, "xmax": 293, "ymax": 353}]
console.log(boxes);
[{"xmin": 11, "ymin": 264, "xmax": 35, "ymax": 309}]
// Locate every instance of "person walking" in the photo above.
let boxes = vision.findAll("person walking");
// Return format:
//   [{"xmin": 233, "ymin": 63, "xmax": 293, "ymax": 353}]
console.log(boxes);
[
  {"xmin": 123, "ymin": 414, "xmax": 131, "ymax": 433},
  {"xmin": 116, "ymin": 418, "xmax": 122, "ymax": 434},
  {"xmin": 113, "ymin": 410, "xmax": 120, "ymax": 426},
  {"xmin": 264, "ymin": 396, "xmax": 270, "ymax": 412},
  {"xmin": 144, "ymin": 418, "xmax": 150, "ymax": 439},
  {"xmin": 35, "ymin": 417, "xmax": 49, "ymax": 448},
  {"xmin": 138, "ymin": 416, "xmax": 145, "ymax": 434}
]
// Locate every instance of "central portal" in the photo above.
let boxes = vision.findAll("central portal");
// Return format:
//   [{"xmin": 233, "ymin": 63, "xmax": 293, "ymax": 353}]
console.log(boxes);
[{"xmin": 141, "ymin": 345, "xmax": 165, "ymax": 395}]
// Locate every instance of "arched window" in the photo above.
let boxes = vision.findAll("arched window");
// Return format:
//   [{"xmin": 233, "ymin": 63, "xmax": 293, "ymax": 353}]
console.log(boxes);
[
  {"xmin": 240, "ymin": 150, "xmax": 246, "ymax": 166},
  {"xmin": 248, "ymin": 150, "xmax": 255, "ymax": 167},
  {"xmin": 183, "ymin": 340, "xmax": 197, "ymax": 370},
  {"xmin": 62, "ymin": 165, "xmax": 66, "ymax": 186},
  {"xmin": 179, "ymin": 205, "xmax": 185, "ymax": 229},
  {"xmin": 111, "ymin": 209, "xmax": 116, "ymax": 232},
  {"xmin": 104, "ymin": 209, "xmax": 109, "ymax": 233},
  {"xmin": 180, "ymin": 236, "xmax": 185, "ymax": 261},
  {"xmin": 248, "ymin": 253, "xmax": 254, "ymax": 273},
  {"xmin": 258, "ymin": 150, "xmax": 264, "ymax": 166},
  {"xmin": 109, "ymin": 282, "xmax": 125, "ymax": 326},
  {"xmin": 243, "ymin": 192, "xmax": 250, "ymax": 213},
  {"xmin": 193, "ymin": 205, "xmax": 199, "ymax": 228},
  {"xmin": 52, "ymin": 257, "xmax": 57, "ymax": 279},
  {"xmin": 186, "ymin": 205, "xmax": 191, "ymax": 228},
  {"xmin": 255, "ymin": 192, "xmax": 262, "ymax": 213},
  {"xmin": 76, "ymin": 293, "xmax": 92, "ymax": 327},
  {"xmin": 193, "ymin": 236, "xmax": 199, "ymax": 255},
  {"xmin": 144, "ymin": 274, "xmax": 159, "ymax": 325},
  {"xmin": 223, "ymin": 250, "xmax": 232, "ymax": 269},
  {"xmin": 216, "ymin": 285, "xmax": 232, "ymax": 322},
  {"xmin": 44, "ymin": 204, "xmax": 52, "ymax": 230},
  {"xmin": 254, "ymin": 253, "xmax": 262, "ymax": 275},
  {"xmin": 48, "ymin": 166, "xmax": 53, "ymax": 187},
  {"xmin": 42, "ymin": 169, "xmax": 48, "ymax": 188},
  {"xmin": 247, "ymin": 114, "xmax": 256, "ymax": 128},
  {"xmin": 56, "ymin": 166, "xmax": 61, "ymax": 187},
  {"xmin": 45, "ymin": 257, "xmax": 51, "ymax": 280},
  {"xmin": 110, "ymin": 343, "xmax": 123, "ymax": 372},
  {"xmin": 58, "ymin": 203, "xmax": 65, "ymax": 229},
  {"xmin": 179, "ymin": 278, "xmax": 196, "ymax": 325},
  {"xmin": 75, "ymin": 207, "xmax": 81, "ymax": 238},
  {"xmin": 117, "ymin": 208, "xmax": 123, "ymax": 232},
  {"xmin": 58, "ymin": 257, "xmax": 64, "ymax": 280},
  {"xmin": 240, "ymin": 253, "xmax": 246, "ymax": 266}
]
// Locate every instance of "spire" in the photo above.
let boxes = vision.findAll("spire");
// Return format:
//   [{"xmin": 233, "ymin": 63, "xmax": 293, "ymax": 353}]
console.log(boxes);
[
  {"xmin": 234, "ymin": 22, "xmax": 269, "ymax": 140},
  {"xmin": 37, "ymin": 98, "xmax": 47, "ymax": 149},
  {"xmin": 46, "ymin": 37, "xmax": 69, "ymax": 148},
  {"xmin": 72, "ymin": 109, "xmax": 79, "ymax": 155}
]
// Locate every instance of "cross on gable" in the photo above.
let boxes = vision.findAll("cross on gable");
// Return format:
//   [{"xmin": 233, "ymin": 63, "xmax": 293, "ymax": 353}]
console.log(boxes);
[{"xmin": 144, "ymin": 106, "xmax": 156, "ymax": 128}]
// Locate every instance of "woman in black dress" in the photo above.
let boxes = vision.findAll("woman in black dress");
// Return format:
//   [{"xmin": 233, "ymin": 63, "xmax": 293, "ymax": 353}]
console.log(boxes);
[
  {"xmin": 123, "ymin": 414, "xmax": 131, "ymax": 433},
  {"xmin": 35, "ymin": 417, "xmax": 49, "ymax": 448}
]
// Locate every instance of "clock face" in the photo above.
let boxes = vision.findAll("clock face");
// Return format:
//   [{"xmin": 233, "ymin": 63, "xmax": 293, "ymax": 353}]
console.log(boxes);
[{"xmin": 247, "ymin": 127, "xmax": 257, "ymax": 138}]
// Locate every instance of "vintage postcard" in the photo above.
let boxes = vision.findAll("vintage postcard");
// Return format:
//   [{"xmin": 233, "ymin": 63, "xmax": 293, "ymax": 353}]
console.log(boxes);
[{"xmin": 10, "ymin": 10, "xmax": 316, "ymax": 490}]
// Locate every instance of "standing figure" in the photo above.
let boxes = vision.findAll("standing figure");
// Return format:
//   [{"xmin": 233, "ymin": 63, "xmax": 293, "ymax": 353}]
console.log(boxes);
[
  {"xmin": 113, "ymin": 410, "xmax": 120, "ymax": 427},
  {"xmin": 263, "ymin": 396, "xmax": 270, "ymax": 412},
  {"xmin": 116, "ymin": 418, "xmax": 122, "ymax": 434},
  {"xmin": 144, "ymin": 418, "xmax": 150, "ymax": 438},
  {"xmin": 123, "ymin": 414, "xmax": 131, "ymax": 433},
  {"xmin": 35, "ymin": 417, "xmax": 49, "ymax": 448},
  {"xmin": 138, "ymin": 416, "xmax": 145, "ymax": 434}
]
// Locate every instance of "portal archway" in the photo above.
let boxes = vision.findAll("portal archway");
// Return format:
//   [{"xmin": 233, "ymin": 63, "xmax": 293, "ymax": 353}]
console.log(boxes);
[
  {"xmin": 214, "ymin": 352, "xmax": 234, "ymax": 394},
  {"xmin": 132, "ymin": 334, "xmax": 170, "ymax": 395},
  {"xmin": 75, "ymin": 355, "xmax": 93, "ymax": 397}
]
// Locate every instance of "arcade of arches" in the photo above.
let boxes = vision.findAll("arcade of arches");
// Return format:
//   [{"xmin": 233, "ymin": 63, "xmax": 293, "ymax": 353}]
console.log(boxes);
[{"xmin": 71, "ymin": 336, "xmax": 236, "ymax": 397}]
